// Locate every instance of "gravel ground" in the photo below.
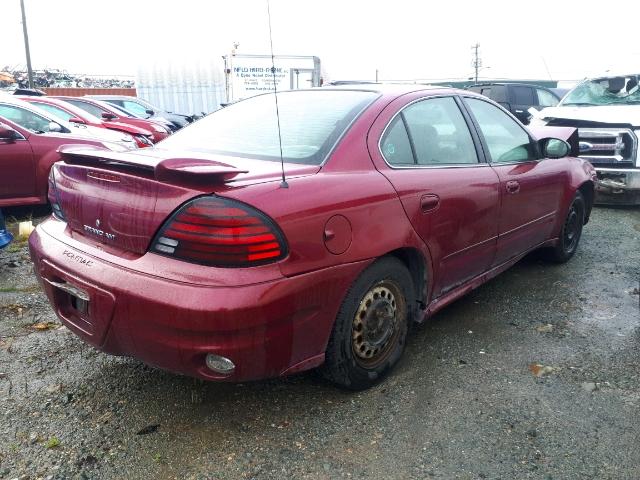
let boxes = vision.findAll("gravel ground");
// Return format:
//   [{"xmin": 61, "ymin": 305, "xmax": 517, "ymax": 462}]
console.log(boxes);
[{"xmin": 0, "ymin": 206, "xmax": 639, "ymax": 480}]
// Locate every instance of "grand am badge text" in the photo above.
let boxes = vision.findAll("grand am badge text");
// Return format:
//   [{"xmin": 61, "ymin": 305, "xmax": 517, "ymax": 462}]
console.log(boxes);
[
  {"xmin": 62, "ymin": 250, "xmax": 93, "ymax": 267},
  {"xmin": 83, "ymin": 224, "xmax": 116, "ymax": 241}
]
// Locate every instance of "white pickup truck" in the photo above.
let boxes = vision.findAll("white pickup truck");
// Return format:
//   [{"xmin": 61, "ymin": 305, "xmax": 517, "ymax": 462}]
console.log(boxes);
[{"xmin": 530, "ymin": 73, "xmax": 640, "ymax": 205}]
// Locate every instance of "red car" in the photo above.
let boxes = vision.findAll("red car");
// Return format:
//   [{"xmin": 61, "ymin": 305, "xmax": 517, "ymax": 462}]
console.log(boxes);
[
  {"xmin": 29, "ymin": 86, "xmax": 596, "ymax": 389},
  {"xmin": 0, "ymin": 115, "xmax": 130, "ymax": 208},
  {"xmin": 50, "ymin": 96, "xmax": 171, "ymax": 143},
  {"xmin": 20, "ymin": 96, "xmax": 154, "ymax": 148}
]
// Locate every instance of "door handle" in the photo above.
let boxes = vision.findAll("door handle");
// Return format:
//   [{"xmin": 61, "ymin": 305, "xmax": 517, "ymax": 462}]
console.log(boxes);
[
  {"xmin": 506, "ymin": 180, "xmax": 520, "ymax": 194},
  {"xmin": 420, "ymin": 194, "xmax": 440, "ymax": 212}
]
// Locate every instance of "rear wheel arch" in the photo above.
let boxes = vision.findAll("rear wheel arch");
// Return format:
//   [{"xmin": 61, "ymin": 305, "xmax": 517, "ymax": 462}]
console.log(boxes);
[{"xmin": 385, "ymin": 247, "xmax": 429, "ymax": 322}]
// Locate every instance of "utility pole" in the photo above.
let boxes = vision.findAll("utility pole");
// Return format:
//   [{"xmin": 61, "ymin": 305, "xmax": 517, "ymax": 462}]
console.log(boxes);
[
  {"xmin": 19, "ymin": 0, "xmax": 34, "ymax": 88},
  {"xmin": 471, "ymin": 43, "xmax": 481, "ymax": 83}
]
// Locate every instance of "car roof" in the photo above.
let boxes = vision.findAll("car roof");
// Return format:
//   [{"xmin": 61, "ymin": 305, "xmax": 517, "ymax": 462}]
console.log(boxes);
[
  {"xmin": 314, "ymin": 84, "xmax": 470, "ymax": 100},
  {"xmin": 468, "ymin": 82, "xmax": 553, "ymax": 89},
  {"xmin": 86, "ymin": 95, "xmax": 135, "ymax": 100}
]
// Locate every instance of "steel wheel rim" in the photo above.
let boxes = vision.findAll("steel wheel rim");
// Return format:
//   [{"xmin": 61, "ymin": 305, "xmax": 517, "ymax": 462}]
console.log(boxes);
[
  {"xmin": 352, "ymin": 280, "xmax": 406, "ymax": 369},
  {"xmin": 563, "ymin": 204, "xmax": 580, "ymax": 252}
]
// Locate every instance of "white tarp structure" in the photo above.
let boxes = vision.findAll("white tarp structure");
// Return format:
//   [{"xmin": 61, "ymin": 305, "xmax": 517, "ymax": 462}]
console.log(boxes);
[
  {"xmin": 136, "ymin": 54, "xmax": 320, "ymax": 117},
  {"xmin": 136, "ymin": 58, "xmax": 226, "ymax": 118}
]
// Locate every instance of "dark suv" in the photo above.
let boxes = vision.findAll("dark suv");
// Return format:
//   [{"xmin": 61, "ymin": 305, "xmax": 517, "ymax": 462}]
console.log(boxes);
[{"xmin": 466, "ymin": 83, "xmax": 560, "ymax": 124}]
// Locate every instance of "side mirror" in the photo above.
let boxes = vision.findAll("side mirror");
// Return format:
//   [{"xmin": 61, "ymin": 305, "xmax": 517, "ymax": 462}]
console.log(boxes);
[
  {"xmin": 101, "ymin": 112, "xmax": 117, "ymax": 121},
  {"xmin": 542, "ymin": 138, "xmax": 570, "ymax": 159},
  {"xmin": 48, "ymin": 122, "xmax": 63, "ymax": 133},
  {"xmin": 145, "ymin": 109, "xmax": 154, "ymax": 116},
  {"xmin": 68, "ymin": 117, "xmax": 86, "ymax": 124},
  {"xmin": 0, "ymin": 125, "xmax": 17, "ymax": 142}
]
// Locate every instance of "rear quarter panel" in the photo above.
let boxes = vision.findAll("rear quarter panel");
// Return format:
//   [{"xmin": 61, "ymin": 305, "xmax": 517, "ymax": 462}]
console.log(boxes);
[{"xmin": 219, "ymin": 92, "xmax": 434, "ymax": 292}]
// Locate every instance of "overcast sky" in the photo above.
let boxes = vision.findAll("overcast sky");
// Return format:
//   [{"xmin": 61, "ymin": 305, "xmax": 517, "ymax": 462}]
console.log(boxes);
[{"xmin": 2, "ymin": 0, "xmax": 639, "ymax": 85}]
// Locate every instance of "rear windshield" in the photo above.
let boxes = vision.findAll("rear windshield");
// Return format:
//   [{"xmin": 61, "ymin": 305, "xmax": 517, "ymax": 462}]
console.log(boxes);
[{"xmin": 157, "ymin": 90, "xmax": 378, "ymax": 165}]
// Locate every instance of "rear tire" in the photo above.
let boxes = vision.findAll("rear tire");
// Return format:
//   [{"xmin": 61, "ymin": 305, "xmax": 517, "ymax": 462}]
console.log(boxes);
[
  {"xmin": 548, "ymin": 191, "xmax": 585, "ymax": 263},
  {"xmin": 321, "ymin": 257, "xmax": 414, "ymax": 390}
]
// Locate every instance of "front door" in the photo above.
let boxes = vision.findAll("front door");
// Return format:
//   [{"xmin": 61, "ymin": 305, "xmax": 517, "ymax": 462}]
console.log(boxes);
[
  {"xmin": 462, "ymin": 97, "xmax": 567, "ymax": 266},
  {"xmin": 369, "ymin": 94, "xmax": 500, "ymax": 297}
]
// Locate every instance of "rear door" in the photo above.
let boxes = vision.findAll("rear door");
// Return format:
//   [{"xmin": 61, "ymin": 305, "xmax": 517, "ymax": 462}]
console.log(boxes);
[
  {"xmin": 462, "ymin": 96, "xmax": 567, "ymax": 266},
  {"xmin": 368, "ymin": 94, "xmax": 500, "ymax": 297}
]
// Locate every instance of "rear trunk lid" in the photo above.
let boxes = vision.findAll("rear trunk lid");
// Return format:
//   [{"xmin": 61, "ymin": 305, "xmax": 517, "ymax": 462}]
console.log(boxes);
[{"xmin": 54, "ymin": 146, "xmax": 317, "ymax": 255}]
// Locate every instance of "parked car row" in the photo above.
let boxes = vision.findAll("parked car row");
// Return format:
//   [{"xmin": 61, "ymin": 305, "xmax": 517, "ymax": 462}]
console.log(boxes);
[{"xmin": 0, "ymin": 92, "xmax": 195, "ymax": 208}]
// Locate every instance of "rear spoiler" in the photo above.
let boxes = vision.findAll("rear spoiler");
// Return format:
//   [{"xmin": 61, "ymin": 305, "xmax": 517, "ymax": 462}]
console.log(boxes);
[
  {"xmin": 527, "ymin": 125, "xmax": 580, "ymax": 157},
  {"xmin": 57, "ymin": 145, "xmax": 248, "ymax": 184}
]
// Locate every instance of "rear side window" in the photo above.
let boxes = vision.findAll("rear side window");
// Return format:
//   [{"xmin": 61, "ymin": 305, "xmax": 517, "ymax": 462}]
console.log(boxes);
[
  {"xmin": 512, "ymin": 86, "xmax": 535, "ymax": 105},
  {"xmin": 159, "ymin": 90, "xmax": 378, "ymax": 165},
  {"xmin": 490, "ymin": 85, "xmax": 507, "ymax": 103},
  {"xmin": 381, "ymin": 97, "xmax": 478, "ymax": 166},
  {"xmin": 380, "ymin": 117, "xmax": 413, "ymax": 165}
]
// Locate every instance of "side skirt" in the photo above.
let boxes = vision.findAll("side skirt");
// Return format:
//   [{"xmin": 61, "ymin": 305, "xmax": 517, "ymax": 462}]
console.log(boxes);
[{"xmin": 423, "ymin": 238, "xmax": 558, "ymax": 320}]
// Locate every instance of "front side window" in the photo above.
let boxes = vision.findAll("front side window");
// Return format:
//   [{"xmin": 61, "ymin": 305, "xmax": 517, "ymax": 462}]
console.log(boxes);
[
  {"xmin": 159, "ymin": 90, "xmax": 378, "ymax": 165},
  {"xmin": 465, "ymin": 97, "xmax": 537, "ymax": 163},
  {"xmin": 381, "ymin": 96, "xmax": 478, "ymax": 166},
  {"xmin": 0, "ymin": 104, "xmax": 54, "ymax": 133}
]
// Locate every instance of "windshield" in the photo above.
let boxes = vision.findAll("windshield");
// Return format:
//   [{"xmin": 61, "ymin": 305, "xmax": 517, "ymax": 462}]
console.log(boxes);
[
  {"xmin": 561, "ymin": 75, "xmax": 640, "ymax": 106},
  {"xmin": 157, "ymin": 90, "xmax": 378, "ymax": 165}
]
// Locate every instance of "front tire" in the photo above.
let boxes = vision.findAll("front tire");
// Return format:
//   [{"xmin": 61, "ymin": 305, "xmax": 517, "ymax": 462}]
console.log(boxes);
[
  {"xmin": 549, "ymin": 191, "xmax": 585, "ymax": 263},
  {"xmin": 321, "ymin": 257, "xmax": 414, "ymax": 390}
]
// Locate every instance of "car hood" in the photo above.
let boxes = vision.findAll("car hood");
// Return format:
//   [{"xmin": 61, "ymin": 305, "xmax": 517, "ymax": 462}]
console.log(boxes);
[
  {"xmin": 534, "ymin": 105, "xmax": 640, "ymax": 127},
  {"xmin": 104, "ymin": 121, "xmax": 153, "ymax": 136}
]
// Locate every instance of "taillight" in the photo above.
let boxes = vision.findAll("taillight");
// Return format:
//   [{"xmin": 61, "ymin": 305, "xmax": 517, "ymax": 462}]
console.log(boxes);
[
  {"xmin": 48, "ymin": 167, "xmax": 65, "ymax": 221},
  {"xmin": 150, "ymin": 196, "xmax": 287, "ymax": 267}
]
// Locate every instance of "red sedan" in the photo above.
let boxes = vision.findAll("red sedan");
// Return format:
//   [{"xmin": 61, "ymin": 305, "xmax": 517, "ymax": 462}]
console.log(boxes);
[
  {"xmin": 29, "ymin": 86, "xmax": 596, "ymax": 389},
  {"xmin": 20, "ymin": 96, "xmax": 154, "ymax": 148},
  {"xmin": 49, "ymin": 96, "xmax": 171, "ymax": 143},
  {"xmin": 0, "ymin": 116, "xmax": 129, "ymax": 208}
]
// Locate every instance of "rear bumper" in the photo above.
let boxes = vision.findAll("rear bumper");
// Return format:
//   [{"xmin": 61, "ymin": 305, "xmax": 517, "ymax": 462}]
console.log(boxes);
[
  {"xmin": 29, "ymin": 223, "xmax": 366, "ymax": 382},
  {"xmin": 595, "ymin": 168, "xmax": 640, "ymax": 205}
]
